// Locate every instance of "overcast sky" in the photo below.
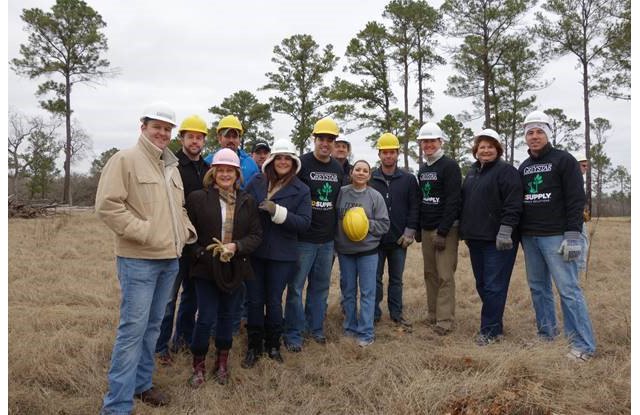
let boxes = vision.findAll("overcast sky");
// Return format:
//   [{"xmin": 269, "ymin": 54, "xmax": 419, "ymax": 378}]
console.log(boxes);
[{"xmin": 7, "ymin": 0, "xmax": 632, "ymax": 175}]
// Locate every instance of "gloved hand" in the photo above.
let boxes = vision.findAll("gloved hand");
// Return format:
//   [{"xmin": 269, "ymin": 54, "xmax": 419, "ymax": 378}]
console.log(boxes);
[
  {"xmin": 432, "ymin": 234, "xmax": 447, "ymax": 251},
  {"xmin": 557, "ymin": 231, "xmax": 582, "ymax": 261},
  {"xmin": 495, "ymin": 225, "xmax": 513, "ymax": 251},
  {"xmin": 259, "ymin": 200, "xmax": 276, "ymax": 216},
  {"xmin": 396, "ymin": 228, "xmax": 416, "ymax": 249}
]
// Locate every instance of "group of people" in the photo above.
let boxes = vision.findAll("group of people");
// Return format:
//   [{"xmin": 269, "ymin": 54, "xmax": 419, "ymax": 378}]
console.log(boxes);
[{"xmin": 95, "ymin": 102, "xmax": 595, "ymax": 415}]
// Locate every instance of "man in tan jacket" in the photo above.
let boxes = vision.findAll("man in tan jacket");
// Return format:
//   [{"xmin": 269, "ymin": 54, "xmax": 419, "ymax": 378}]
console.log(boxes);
[{"xmin": 96, "ymin": 102, "xmax": 196, "ymax": 415}]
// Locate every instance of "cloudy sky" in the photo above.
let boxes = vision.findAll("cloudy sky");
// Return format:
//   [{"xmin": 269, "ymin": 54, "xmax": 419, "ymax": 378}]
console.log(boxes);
[{"xmin": 7, "ymin": 0, "xmax": 632, "ymax": 174}]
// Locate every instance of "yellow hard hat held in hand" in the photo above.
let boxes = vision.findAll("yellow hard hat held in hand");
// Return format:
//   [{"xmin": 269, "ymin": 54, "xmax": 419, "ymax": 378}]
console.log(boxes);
[{"xmin": 343, "ymin": 206, "xmax": 369, "ymax": 242}]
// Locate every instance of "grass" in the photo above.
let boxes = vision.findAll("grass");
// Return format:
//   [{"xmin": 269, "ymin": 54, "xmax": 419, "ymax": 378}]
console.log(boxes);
[{"xmin": 8, "ymin": 213, "xmax": 630, "ymax": 414}]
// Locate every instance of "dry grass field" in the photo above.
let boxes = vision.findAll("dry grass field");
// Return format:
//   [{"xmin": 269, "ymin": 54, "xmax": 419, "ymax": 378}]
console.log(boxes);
[{"xmin": 8, "ymin": 212, "xmax": 630, "ymax": 414}]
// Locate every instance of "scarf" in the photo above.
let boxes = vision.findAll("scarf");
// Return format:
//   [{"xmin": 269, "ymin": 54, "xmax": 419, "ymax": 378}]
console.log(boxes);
[{"xmin": 215, "ymin": 185, "xmax": 236, "ymax": 244}]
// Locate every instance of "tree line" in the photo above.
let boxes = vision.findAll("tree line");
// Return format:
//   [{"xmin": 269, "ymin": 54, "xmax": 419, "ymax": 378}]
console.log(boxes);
[{"xmin": 9, "ymin": 0, "xmax": 630, "ymax": 213}]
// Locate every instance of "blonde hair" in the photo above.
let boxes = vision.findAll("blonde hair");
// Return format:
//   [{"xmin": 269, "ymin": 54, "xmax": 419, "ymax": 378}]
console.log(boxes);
[{"xmin": 203, "ymin": 165, "xmax": 243, "ymax": 190}]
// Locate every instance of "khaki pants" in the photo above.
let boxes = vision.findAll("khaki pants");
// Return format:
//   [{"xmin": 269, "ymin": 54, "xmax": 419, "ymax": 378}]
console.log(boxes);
[{"xmin": 421, "ymin": 227, "xmax": 459, "ymax": 330}]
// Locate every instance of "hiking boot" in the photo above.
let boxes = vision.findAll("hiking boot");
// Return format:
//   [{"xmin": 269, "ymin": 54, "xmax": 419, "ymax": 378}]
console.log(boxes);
[
  {"xmin": 241, "ymin": 348, "xmax": 261, "ymax": 369},
  {"xmin": 134, "ymin": 387, "xmax": 170, "ymax": 407},
  {"xmin": 312, "ymin": 335, "xmax": 327, "ymax": 345},
  {"xmin": 433, "ymin": 325, "xmax": 452, "ymax": 336},
  {"xmin": 157, "ymin": 351, "xmax": 174, "ymax": 366},
  {"xmin": 267, "ymin": 347, "xmax": 284, "ymax": 363},
  {"xmin": 566, "ymin": 348, "xmax": 593, "ymax": 362},
  {"xmin": 392, "ymin": 316, "xmax": 413, "ymax": 332}
]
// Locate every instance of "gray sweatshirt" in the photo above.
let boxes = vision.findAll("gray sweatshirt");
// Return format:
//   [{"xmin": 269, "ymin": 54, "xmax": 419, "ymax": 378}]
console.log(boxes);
[{"xmin": 335, "ymin": 185, "xmax": 390, "ymax": 255}]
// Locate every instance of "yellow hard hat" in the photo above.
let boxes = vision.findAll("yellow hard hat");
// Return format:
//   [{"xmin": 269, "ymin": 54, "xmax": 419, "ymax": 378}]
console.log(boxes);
[
  {"xmin": 216, "ymin": 115, "xmax": 244, "ymax": 135},
  {"xmin": 376, "ymin": 132, "xmax": 400, "ymax": 150},
  {"xmin": 179, "ymin": 115, "xmax": 208, "ymax": 135},
  {"xmin": 342, "ymin": 206, "xmax": 369, "ymax": 242},
  {"xmin": 312, "ymin": 117, "xmax": 339, "ymax": 137}
]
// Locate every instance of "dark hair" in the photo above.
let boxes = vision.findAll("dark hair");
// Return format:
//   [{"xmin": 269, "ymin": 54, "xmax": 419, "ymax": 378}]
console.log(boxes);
[
  {"xmin": 471, "ymin": 137, "xmax": 503, "ymax": 160},
  {"xmin": 264, "ymin": 155, "xmax": 297, "ymax": 189},
  {"xmin": 351, "ymin": 159, "xmax": 371, "ymax": 173}
]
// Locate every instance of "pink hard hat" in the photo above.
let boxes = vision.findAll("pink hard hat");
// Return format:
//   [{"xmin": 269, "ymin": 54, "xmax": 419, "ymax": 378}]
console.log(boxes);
[{"xmin": 211, "ymin": 148, "xmax": 240, "ymax": 168}]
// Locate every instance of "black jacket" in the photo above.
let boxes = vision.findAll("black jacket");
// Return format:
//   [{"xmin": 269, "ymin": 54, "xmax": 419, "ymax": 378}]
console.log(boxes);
[
  {"xmin": 518, "ymin": 144, "xmax": 585, "ymax": 235},
  {"xmin": 186, "ymin": 187, "xmax": 262, "ymax": 292},
  {"xmin": 175, "ymin": 149, "xmax": 209, "ymax": 198},
  {"xmin": 369, "ymin": 166, "xmax": 420, "ymax": 246},
  {"xmin": 460, "ymin": 159, "xmax": 522, "ymax": 242},
  {"xmin": 417, "ymin": 155, "xmax": 462, "ymax": 236}
]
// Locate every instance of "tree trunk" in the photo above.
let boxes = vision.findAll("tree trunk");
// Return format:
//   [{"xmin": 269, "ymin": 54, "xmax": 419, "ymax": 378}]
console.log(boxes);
[
  {"xmin": 63, "ymin": 76, "xmax": 72, "ymax": 204},
  {"xmin": 403, "ymin": 57, "xmax": 409, "ymax": 170},
  {"xmin": 417, "ymin": 41, "xmax": 424, "ymax": 167}
]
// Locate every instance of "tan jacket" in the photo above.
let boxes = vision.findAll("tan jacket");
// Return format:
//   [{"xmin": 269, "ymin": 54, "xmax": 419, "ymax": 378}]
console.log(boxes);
[{"xmin": 95, "ymin": 133, "xmax": 197, "ymax": 259}]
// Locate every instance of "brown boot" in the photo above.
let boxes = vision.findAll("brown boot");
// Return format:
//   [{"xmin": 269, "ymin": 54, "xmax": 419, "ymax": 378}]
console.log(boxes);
[
  {"xmin": 134, "ymin": 387, "xmax": 170, "ymax": 407},
  {"xmin": 213, "ymin": 349, "xmax": 230, "ymax": 385},
  {"xmin": 188, "ymin": 355, "xmax": 206, "ymax": 388}
]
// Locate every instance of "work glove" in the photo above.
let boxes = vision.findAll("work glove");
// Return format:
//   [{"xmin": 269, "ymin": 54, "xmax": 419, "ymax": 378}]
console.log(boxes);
[
  {"xmin": 583, "ymin": 208, "xmax": 591, "ymax": 222},
  {"xmin": 557, "ymin": 231, "xmax": 582, "ymax": 262},
  {"xmin": 206, "ymin": 237, "xmax": 235, "ymax": 262},
  {"xmin": 259, "ymin": 200, "xmax": 276, "ymax": 216},
  {"xmin": 495, "ymin": 225, "xmax": 513, "ymax": 251},
  {"xmin": 396, "ymin": 228, "xmax": 416, "ymax": 249},
  {"xmin": 432, "ymin": 234, "xmax": 447, "ymax": 251}
]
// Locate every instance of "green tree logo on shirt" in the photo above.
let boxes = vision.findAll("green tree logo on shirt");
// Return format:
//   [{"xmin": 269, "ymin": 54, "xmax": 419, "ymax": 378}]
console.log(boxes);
[
  {"xmin": 422, "ymin": 182, "xmax": 432, "ymax": 198},
  {"xmin": 317, "ymin": 182, "xmax": 332, "ymax": 202},
  {"xmin": 527, "ymin": 174, "xmax": 543, "ymax": 194}
]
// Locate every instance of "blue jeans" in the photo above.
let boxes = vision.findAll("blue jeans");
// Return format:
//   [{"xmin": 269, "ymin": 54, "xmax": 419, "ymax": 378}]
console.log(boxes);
[
  {"xmin": 521, "ymin": 235, "xmax": 596, "ymax": 354},
  {"xmin": 101, "ymin": 257, "xmax": 178, "ymax": 415},
  {"xmin": 247, "ymin": 257, "xmax": 295, "ymax": 348},
  {"xmin": 466, "ymin": 240, "xmax": 518, "ymax": 338},
  {"xmin": 284, "ymin": 241, "xmax": 334, "ymax": 347},
  {"xmin": 338, "ymin": 253, "xmax": 378, "ymax": 342},
  {"xmin": 191, "ymin": 278, "xmax": 242, "ymax": 355},
  {"xmin": 375, "ymin": 244, "xmax": 407, "ymax": 321},
  {"xmin": 155, "ymin": 255, "xmax": 196, "ymax": 354}
]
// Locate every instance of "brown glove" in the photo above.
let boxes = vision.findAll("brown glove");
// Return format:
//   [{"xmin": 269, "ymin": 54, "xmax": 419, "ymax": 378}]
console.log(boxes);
[
  {"xmin": 583, "ymin": 208, "xmax": 591, "ymax": 222},
  {"xmin": 259, "ymin": 200, "xmax": 276, "ymax": 216}
]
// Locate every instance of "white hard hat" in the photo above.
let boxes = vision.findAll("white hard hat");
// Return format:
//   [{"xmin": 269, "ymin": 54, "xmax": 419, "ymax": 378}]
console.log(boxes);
[
  {"xmin": 140, "ymin": 101, "xmax": 177, "ymax": 126},
  {"xmin": 473, "ymin": 128, "xmax": 500, "ymax": 141},
  {"xmin": 417, "ymin": 121, "xmax": 446, "ymax": 141},
  {"xmin": 572, "ymin": 151, "xmax": 587, "ymax": 163},
  {"xmin": 523, "ymin": 110, "xmax": 551, "ymax": 127},
  {"xmin": 262, "ymin": 138, "xmax": 301, "ymax": 174},
  {"xmin": 335, "ymin": 136, "xmax": 351, "ymax": 149}
]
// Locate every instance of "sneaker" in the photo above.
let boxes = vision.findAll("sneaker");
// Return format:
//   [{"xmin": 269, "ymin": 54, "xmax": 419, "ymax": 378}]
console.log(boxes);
[
  {"xmin": 566, "ymin": 348, "xmax": 592, "ymax": 362},
  {"xmin": 357, "ymin": 338, "xmax": 375, "ymax": 348},
  {"xmin": 474, "ymin": 333, "xmax": 503, "ymax": 346},
  {"xmin": 285, "ymin": 342, "xmax": 302, "ymax": 353},
  {"xmin": 134, "ymin": 387, "xmax": 170, "ymax": 407},
  {"xmin": 157, "ymin": 351, "xmax": 174, "ymax": 366}
]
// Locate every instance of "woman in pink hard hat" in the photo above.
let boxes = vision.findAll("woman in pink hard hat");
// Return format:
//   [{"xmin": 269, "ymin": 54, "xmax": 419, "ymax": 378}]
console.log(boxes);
[{"xmin": 184, "ymin": 148, "xmax": 262, "ymax": 387}]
